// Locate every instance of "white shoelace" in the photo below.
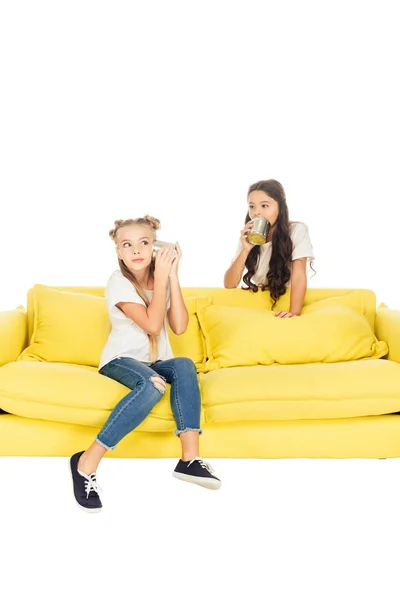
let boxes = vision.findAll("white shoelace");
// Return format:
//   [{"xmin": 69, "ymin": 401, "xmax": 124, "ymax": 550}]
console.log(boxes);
[
  {"xmin": 187, "ymin": 456, "xmax": 215, "ymax": 474},
  {"xmin": 84, "ymin": 474, "xmax": 102, "ymax": 499}
]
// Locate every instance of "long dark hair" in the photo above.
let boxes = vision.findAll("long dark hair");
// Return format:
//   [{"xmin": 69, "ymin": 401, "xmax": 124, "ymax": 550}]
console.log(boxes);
[{"xmin": 242, "ymin": 180, "xmax": 293, "ymax": 308}]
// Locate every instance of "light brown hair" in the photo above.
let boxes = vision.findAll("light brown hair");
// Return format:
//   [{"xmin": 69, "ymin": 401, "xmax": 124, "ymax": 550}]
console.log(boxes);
[{"xmin": 109, "ymin": 216, "xmax": 161, "ymax": 362}]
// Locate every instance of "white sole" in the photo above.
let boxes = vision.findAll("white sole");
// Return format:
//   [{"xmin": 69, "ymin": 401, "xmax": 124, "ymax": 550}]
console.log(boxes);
[
  {"xmin": 77, "ymin": 505, "xmax": 102, "ymax": 514},
  {"xmin": 69, "ymin": 460, "xmax": 102, "ymax": 513},
  {"xmin": 172, "ymin": 471, "xmax": 221, "ymax": 490}
]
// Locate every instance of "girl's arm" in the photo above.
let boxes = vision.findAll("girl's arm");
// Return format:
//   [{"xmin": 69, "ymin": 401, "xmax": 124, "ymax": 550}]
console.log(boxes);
[
  {"xmin": 167, "ymin": 243, "xmax": 189, "ymax": 335},
  {"xmin": 117, "ymin": 247, "xmax": 175, "ymax": 336},
  {"xmin": 117, "ymin": 277, "xmax": 168, "ymax": 336},
  {"xmin": 168, "ymin": 275, "xmax": 189, "ymax": 335},
  {"xmin": 224, "ymin": 222, "xmax": 254, "ymax": 288},
  {"xmin": 224, "ymin": 249, "xmax": 250, "ymax": 288},
  {"xmin": 289, "ymin": 258, "xmax": 308, "ymax": 316}
]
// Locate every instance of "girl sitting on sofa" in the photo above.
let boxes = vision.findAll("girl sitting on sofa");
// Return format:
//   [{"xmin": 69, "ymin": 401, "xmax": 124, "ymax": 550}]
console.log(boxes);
[
  {"xmin": 70, "ymin": 215, "xmax": 221, "ymax": 513},
  {"xmin": 224, "ymin": 179, "xmax": 315, "ymax": 317}
]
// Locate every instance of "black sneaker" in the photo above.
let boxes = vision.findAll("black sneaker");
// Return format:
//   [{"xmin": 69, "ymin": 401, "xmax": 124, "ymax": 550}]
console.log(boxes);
[
  {"xmin": 70, "ymin": 451, "xmax": 102, "ymax": 513},
  {"xmin": 173, "ymin": 456, "xmax": 221, "ymax": 490}
]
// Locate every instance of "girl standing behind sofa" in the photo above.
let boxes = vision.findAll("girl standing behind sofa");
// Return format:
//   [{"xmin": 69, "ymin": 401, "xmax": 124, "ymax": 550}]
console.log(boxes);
[
  {"xmin": 224, "ymin": 179, "xmax": 315, "ymax": 317},
  {"xmin": 70, "ymin": 216, "xmax": 221, "ymax": 513}
]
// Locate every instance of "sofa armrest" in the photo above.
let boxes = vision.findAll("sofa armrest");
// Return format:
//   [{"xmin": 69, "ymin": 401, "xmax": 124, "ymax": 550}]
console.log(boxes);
[
  {"xmin": 375, "ymin": 304, "xmax": 400, "ymax": 363},
  {"xmin": 0, "ymin": 307, "xmax": 28, "ymax": 366}
]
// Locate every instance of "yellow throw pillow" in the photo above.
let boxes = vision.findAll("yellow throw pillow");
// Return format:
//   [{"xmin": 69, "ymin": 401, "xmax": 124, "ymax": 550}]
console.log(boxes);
[
  {"xmin": 302, "ymin": 290, "xmax": 373, "ymax": 328},
  {"xmin": 168, "ymin": 296, "xmax": 211, "ymax": 370},
  {"xmin": 18, "ymin": 285, "xmax": 110, "ymax": 367},
  {"xmin": 197, "ymin": 304, "xmax": 388, "ymax": 371}
]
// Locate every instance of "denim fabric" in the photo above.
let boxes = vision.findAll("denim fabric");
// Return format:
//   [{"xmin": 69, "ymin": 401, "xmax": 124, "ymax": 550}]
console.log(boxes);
[{"xmin": 97, "ymin": 356, "xmax": 202, "ymax": 449}]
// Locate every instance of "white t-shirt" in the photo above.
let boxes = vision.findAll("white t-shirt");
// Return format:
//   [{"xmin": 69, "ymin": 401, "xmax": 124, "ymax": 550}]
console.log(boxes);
[
  {"xmin": 98, "ymin": 270, "xmax": 174, "ymax": 370},
  {"xmin": 232, "ymin": 221, "xmax": 315, "ymax": 287}
]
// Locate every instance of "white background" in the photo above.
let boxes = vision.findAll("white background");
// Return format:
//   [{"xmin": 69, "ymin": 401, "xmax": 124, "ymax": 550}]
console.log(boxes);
[{"xmin": 1, "ymin": 2, "xmax": 400, "ymax": 599}]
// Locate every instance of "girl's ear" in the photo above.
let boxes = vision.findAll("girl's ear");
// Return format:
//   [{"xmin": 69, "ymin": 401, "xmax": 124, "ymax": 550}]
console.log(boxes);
[{"xmin": 115, "ymin": 246, "xmax": 122, "ymax": 260}]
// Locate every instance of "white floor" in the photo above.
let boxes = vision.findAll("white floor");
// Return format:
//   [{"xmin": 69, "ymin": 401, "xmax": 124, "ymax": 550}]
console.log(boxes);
[{"xmin": 0, "ymin": 456, "xmax": 399, "ymax": 600}]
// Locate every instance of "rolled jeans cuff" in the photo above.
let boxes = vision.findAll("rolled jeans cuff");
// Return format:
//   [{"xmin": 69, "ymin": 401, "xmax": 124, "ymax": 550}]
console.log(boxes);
[
  {"xmin": 95, "ymin": 436, "xmax": 116, "ymax": 451},
  {"xmin": 174, "ymin": 427, "xmax": 203, "ymax": 437}
]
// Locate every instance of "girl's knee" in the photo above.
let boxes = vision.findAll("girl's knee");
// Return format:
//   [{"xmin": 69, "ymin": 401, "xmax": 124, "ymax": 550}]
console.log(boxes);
[
  {"xmin": 150, "ymin": 375, "xmax": 166, "ymax": 394},
  {"xmin": 173, "ymin": 357, "xmax": 196, "ymax": 373}
]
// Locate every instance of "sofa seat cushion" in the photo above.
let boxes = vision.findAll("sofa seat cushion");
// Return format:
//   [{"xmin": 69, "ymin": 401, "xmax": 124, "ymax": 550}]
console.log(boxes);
[
  {"xmin": 199, "ymin": 360, "xmax": 400, "ymax": 422},
  {"xmin": 0, "ymin": 362, "xmax": 205, "ymax": 432}
]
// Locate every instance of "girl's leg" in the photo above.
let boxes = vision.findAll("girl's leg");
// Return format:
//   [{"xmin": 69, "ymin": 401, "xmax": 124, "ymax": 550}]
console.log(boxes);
[
  {"xmin": 78, "ymin": 441, "xmax": 107, "ymax": 476},
  {"xmin": 79, "ymin": 357, "xmax": 166, "ymax": 475},
  {"xmin": 151, "ymin": 357, "xmax": 202, "ymax": 459},
  {"xmin": 179, "ymin": 431, "xmax": 200, "ymax": 461},
  {"xmin": 151, "ymin": 357, "xmax": 221, "ymax": 489}
]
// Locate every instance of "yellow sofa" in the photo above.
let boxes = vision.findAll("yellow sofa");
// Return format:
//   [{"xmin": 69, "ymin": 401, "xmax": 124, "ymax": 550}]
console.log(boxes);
[{"xmin": 1, "ymin": 284, "xmax": 400, "ymax": 458}]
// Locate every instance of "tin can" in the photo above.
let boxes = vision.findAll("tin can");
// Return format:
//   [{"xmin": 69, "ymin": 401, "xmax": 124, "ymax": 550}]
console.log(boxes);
[
  {"xmin": 247, "ymin": 217, "xmax": 271, "ymax": 245},
  {"xmin": 152, "ymin": 240, "xmax": 176, "ymax": 258}
]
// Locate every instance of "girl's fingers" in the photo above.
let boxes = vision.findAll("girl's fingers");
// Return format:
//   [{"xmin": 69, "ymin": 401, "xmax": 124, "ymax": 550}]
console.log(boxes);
[
  {"xmin": 241, "ymin": 223, "xmax": 253, "ymax": 237},
  {"xmin": 156, "ymin": 243, "xmax": 179, "ymax": 270},
  {"xmin": 159, "ymin": 245, "xmax": 174, "ymax": 259},
  {"xmin": 162, "ymin": 247, "xmax": 176, "ymax": 264}
]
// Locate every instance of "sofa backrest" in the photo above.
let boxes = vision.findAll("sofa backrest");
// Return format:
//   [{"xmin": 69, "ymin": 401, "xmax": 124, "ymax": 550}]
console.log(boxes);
[{"xmin": 26, "ymin": 285, "xmax": 377, "ymax": 341}]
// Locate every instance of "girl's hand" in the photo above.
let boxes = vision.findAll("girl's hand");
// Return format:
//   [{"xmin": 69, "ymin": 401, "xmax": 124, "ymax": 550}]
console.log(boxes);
[
  {"xmin": 154, "ymin": 245, "xmax": 176, "ymax": 282},
  {"xmin": 240, "ymin": 221, "xmax": 255, "ymax": 253},
  {"xmin": 275, "ymin": 310, "xmax": 296, "ymax": 318},
  {"xmin": 169, "ymin": 242, "xmax": 181, "ymax": 278}
]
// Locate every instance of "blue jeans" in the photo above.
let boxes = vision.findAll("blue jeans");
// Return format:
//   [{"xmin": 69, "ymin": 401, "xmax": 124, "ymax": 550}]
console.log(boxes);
[{"xmin": 97, "ymin": 356, "xmax": 202, "ymax": 450}]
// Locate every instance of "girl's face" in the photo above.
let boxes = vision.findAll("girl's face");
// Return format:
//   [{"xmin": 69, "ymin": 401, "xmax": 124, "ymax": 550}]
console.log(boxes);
[
  {"xmin": 116, "ymin": 224, "xmax": 154, "ymax": 273},
  {"xmin": 248, "ymin": 190, "xmax": 279, "ymax": 226}
]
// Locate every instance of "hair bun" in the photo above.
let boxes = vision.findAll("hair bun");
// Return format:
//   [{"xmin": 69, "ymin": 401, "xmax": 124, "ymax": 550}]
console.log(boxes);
[
  {"xmin": 108, "ymin": 219, "xmax": 125, "ymax": 240},
  {"xmin": 144, "ymin": 215, "xmax": 161, "ymax": 231}
]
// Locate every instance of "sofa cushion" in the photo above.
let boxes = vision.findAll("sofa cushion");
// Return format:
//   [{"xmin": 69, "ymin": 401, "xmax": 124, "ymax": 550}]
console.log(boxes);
[
  {"xmin": 19, "ymin": 284, "xmax": 209, "ymax": 369},
  {"xmin": 168, "ymin": 296, "xmax": 210, "ymax": 369},
  {"xmin": 301, "ymin": 290, "xmax": 374, "ymax": 328},
  {"xmin": 18, "ymin": 285, "xmax": 111, "ymax": 367},
  {"xmin": 197, "ymin": 304, "xmax": 388, "ymax": 371},
  {"xmin": 0, "ymin": 306, "xmax": 28, "ymax": 366},
  {"xmin": 199, "ymin": 360, "xmax": 400, "ymax": 422},
  {"xmin": 0, "ymin": 361, "xmax": 205, "ymax": 431},
  {"xmin": 375, "ymin": 303, "xmax": 400, "ymax": 363}
]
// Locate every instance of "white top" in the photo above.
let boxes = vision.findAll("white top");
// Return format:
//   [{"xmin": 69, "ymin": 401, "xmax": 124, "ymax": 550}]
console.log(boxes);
[
  {"xmin": 99, "ymin": 270, "xmax": 173, "ymax": 370},
  {"xmin": 233, "ymin": 221, "xmax": 315, "ymax": 287}
]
